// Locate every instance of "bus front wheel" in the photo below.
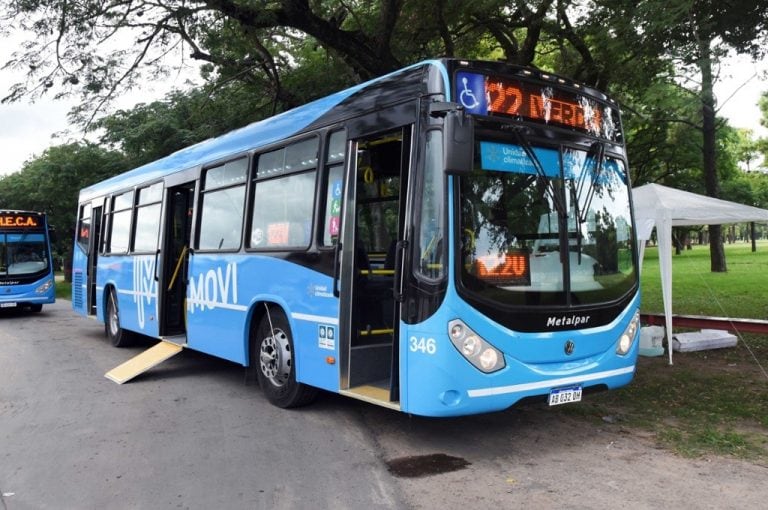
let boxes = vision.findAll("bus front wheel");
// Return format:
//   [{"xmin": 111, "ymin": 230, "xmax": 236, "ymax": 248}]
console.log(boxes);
[
  {"xmin": 105, "ymin": 289, "xmax": 134, "ymax": 347},
  {"xmin": 253, "ymin": 307, "xmax": 317, "ymax": 408}
]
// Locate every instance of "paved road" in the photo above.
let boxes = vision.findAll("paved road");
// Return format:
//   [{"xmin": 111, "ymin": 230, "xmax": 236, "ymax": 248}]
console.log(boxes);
[{"xmin": 2, "ymin": 301, "xmax": 766, "ymax": 509}]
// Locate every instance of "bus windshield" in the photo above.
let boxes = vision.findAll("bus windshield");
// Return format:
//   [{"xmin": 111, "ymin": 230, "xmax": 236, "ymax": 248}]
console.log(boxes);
[
  {"xmin": 459, "ymin": 139, "xmax": 636, "ymax": 307},
  {"xmin": 0, "ymin": 233, "xmax": 50, "ymax": 277}
]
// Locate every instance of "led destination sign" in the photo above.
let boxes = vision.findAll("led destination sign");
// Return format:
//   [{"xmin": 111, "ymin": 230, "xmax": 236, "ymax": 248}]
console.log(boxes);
[
  {"xmin": 0, "ymin": 213, "xmax": 41, "ymax": 228},
  {"xmin": 455, "ymin": 71, "xmax": 619, "ymax": 140}
]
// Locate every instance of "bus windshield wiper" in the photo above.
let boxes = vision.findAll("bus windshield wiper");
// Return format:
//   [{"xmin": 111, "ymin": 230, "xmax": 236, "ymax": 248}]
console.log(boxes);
[
  {"xmin": 511, "ymin": 128, "xmax": 566, "ymax": 218},
  {"xmin": 575, "ymin": 141, "xmax": 604, "ymax": 224},
  {"xmin": 570, "ymin": 141, "xmax": 605, "ymax": 264}
]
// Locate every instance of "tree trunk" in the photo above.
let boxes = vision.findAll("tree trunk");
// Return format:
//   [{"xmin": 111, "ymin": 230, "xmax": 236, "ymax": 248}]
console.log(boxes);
[{"xmin": 698, "ymin": 38, "xmax": 727, "ymax": 272}]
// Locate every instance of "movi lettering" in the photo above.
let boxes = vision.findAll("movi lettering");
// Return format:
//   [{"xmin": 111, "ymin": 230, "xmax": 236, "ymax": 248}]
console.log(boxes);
[
  {"xmin": 187, "ymin": 263, "xmax": 239, "ymax": 313},
  {"xmin": 133, "ymin": 256, "xmax": 158, "ymax": 329}
]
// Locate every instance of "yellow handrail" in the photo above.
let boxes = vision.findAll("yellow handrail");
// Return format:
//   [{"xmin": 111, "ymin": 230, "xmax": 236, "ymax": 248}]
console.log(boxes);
[
  {"xmin": 167, "ymin": 246, "xmax": 188, "ymax": 291},
  {"xmin": 359, "ymin": 268, "xmax": 395, "ymax": 276},
  {"xmin": 359, "ymin": 328, "xmax": 395, "ymax": 336}
]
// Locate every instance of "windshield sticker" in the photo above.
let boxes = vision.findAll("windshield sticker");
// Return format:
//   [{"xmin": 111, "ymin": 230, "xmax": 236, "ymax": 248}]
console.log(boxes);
[
  {"xmin": 328, "ymin": 179, "xmax": 342, "ymax": 239},
  {"xmin": 267, "ymin": 222, "xmax": 290, "ymax": 245},
  {"xmin": 479, "ymin": 142, "xmax": 559, "ymax": 176}
]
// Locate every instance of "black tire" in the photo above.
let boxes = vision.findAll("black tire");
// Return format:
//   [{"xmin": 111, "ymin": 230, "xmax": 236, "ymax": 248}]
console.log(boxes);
[
  {"xmin": 252, "ymin": 307, "xmax": 318, "ymax": 408},
  {"xmin": 105, "ymin": 289, "xmax": 134, "ymax": 347},
  {"xmin": 29, "ymin": 304, "xmax": 43, "ymax": 313}
]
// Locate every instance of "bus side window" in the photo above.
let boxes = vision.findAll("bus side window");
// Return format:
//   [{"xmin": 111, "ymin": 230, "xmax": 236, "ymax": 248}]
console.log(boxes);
[
  {"xmin": 250, "ymin": 171, "xmax": 315, "ymax": 249},
  {"xmin": 197, "ymin": 158, "xmax": 247, "ymax": 251},
  {"xmin": 133, "ymin": 182, "xmax": 163, "ymax": 252},
  {"xmin": 106, "ymin": 190, "xmax": 133, "ymax": 254},
  {"xmin": 249, "ymin": 137, "xmax": 319, "ymax": 250},
  {"xmin": 77, "ymin": 203, "xmax": 92, "ymax": 253}
]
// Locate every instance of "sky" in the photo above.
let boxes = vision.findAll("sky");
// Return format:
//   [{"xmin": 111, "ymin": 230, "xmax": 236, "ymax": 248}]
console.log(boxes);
[{"xmin": 1, "ymin": 44, "xmax": 767, "ymax": 177}]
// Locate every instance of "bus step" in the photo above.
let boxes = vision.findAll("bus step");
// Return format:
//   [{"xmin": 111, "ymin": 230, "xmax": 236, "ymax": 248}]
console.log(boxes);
[
  {"xmin": 342, "ymin": 382, "xmax": 400, "ymax": 411},
  {"xmin": 160, "ymin": 334, "xmax": 187, "ymax": 346},
  {"xmin": 104, "ymin": 341, "xmax": 183, "ymax": 384}
]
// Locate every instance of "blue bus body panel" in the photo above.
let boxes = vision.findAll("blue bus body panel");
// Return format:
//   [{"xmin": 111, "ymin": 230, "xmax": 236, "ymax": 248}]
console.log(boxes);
[
  {"xmin": 97, "ymin": 255, "xmax": 161, "ymax": 338},
  {"xmin": 185, "ymin": 254, "xmax": 340, "ymax": 392},
  {"xmin": 398, "ymin": 177, "xmax": 640, "ymax": 417},
  {"xmin": 1, "ymin": 227, "xmax": 55, "ymax": 308},
  {"xmin": 0, "ymin": 274, "xmax": 55, "ymax": 306},
  {"xmin": 71, "ymin": 243, "xmax": 88, "ymax": 315},
  {"xmin": 400, "ymin": 292, "xmax": 640, "ymax": 416},
  {"xmin": 91, "ymin": 253, "xmax": 342, "ymax": 393}
]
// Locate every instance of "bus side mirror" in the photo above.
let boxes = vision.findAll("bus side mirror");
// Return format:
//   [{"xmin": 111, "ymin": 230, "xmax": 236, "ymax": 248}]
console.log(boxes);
[
  {"xmin": 443, "ymin": 109, "xmax": 474, "ymax": 176},
  {"xmin": 49, "ymin": 227, "xmax": 58, "ymax": 243}
]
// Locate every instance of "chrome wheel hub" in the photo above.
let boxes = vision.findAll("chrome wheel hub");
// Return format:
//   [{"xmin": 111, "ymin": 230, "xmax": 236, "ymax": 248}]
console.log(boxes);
[{"xmin": 259, "ymin": 328, "xmax": 291, "ymax": 387}]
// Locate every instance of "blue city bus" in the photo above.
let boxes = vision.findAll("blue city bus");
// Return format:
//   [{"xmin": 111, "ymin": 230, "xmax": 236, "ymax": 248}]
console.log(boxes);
[
  {"xmin": 1, "ymin": 210, "xmax": 56, "ymax": 312},
  {"xmin": 72, "ymin": 59, "xmax": 640, "ymax": 417}
]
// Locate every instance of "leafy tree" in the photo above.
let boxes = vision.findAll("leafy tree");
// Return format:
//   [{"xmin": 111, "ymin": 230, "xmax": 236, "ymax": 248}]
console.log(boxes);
[
  {"xmin": 730, "ymin": 128, "xmax": 761, "ymax": 172},
  {"xmin": 96, "ymin": 85, "xmax": 264, "ymax": 167},
  {"xmin": 744, "ymin": 171, "xmax": 768, "ymax": 208},
  {"xmin": 1, "ymin": 0, "xmax": 640, "ymax": 122},
  {"xmin": 598, "ymin": 0, "xmax": 768, "ymax": 271},
  {"xmin": 621, "ymin": 79, "xmax": 703, "ymax": 186},
  {"xmin": 0, "ymin": 143, "xmax": 128, "ymax": 260},
  {"xmin": 757, "ymin": 91, "xmax": 768, "ymax": 167},
  {"xmin": 4, "ymin": 0, "xmax": 657, "ymax": 169}
]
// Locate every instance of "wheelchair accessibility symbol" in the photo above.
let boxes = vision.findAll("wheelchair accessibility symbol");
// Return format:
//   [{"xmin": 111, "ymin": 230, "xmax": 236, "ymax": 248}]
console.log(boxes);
[{"xmin": 459, "ymin": 76, "xmax": 480, "ymax": 109}]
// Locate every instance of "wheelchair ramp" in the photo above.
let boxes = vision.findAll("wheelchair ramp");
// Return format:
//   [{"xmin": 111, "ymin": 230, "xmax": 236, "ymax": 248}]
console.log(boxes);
[{"xmin": 105, "ymin": 341, "xmax": 184, "ymax": 384}]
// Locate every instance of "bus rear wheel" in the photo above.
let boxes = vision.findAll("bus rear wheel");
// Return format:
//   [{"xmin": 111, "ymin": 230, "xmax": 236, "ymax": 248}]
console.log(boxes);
[
  {"xmin": 253, "ymin": 307, "xmax": 317, "ymax": 408},
  {"xmin": 105, "ymin": 289, "xmax": 134, "ymax": 347}
]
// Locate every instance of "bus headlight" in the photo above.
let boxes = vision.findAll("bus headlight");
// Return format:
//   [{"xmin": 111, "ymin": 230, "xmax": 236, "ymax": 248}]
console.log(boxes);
[
  {"xmin": 36, "ymin": 279, "xmax": 53, "ymax": 294},
  {"xmin": 616, "ymin": 311, "xmax": 640, "ymax": 355},
  {"xmin": 461, "ymin": 335, "xmax": 482, "ymax": 357},
  {"xmin": 448, "ymin": 319, "xmax": 505, "ymax": 373}
]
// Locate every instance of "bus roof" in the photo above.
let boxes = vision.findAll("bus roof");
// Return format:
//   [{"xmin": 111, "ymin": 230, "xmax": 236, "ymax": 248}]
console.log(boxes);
[
  {"xmin": 0, "ymin": 210, "xmax": 46, "ymax": 217},
  {"xmin": 79, "ymin": 59, "xmax": 449, "ymax": 201}
]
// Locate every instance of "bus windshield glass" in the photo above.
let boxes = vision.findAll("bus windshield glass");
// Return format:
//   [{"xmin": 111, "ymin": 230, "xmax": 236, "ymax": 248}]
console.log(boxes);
[
  {"xmin": 0, "ymin": 233, "xmax": 50, "ymax": 277},
  {"xmin": 458, "ymin": 140, "xmax": 636, "ymax": 307}
]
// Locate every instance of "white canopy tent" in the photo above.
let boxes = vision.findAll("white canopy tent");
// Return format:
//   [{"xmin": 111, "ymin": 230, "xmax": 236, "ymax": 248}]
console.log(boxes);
[{"xmin": 631, "ymin": 183, "xmax": 768, "ymax": 364}]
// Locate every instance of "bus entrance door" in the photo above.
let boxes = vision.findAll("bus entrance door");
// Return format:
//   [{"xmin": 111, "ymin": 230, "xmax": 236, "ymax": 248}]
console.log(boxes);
[
  {"xmin": 87, "ymin": 204, "xmax": 102, "ymax": 315},
  {"xmin": 342, "ymin": 129, "xmax": 410, "ymax": 408},
  {"xmin": 158, "ymin": 182, "xmax": 194, "ymax": 341}
]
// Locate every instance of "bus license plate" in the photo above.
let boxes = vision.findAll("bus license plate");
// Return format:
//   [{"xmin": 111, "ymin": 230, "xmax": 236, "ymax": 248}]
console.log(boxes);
[
  {"xmin": 1, "ymin": 302, "xmax": 17, "ymax": 308},
  {"xmin": 548, "ymin": 385, "xmax": 582, "ymax": 406}
]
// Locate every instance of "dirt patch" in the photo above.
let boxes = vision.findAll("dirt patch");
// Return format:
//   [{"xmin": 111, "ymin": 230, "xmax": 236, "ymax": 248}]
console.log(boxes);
[{"xmin": 385, "ymin": 453, "xmax": 471, "ymax": 478}]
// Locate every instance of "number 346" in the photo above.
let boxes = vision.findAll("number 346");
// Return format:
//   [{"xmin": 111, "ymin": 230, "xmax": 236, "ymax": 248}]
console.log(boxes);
[{"xmin": 409, "ymin": 336, "xmax": 437, "ymax": 355}]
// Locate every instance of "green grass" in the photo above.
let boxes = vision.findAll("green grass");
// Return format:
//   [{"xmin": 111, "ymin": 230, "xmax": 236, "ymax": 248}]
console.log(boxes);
[
  {"xmin": 564, "ymin": 241, "xmax": 768, "ymax": 462},
  {"xmin": 639, "ymin": 240, "xmax": 768, "ymax": 319},
  {"xmin": 54, "ymin": 274, "xmax": 71, "ymax": 300}
]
